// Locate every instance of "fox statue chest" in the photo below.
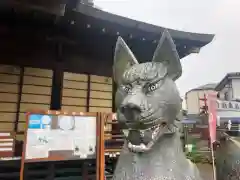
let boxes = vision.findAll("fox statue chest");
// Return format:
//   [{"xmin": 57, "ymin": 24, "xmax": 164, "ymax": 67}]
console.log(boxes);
[
  {"xmin": 113, "ymin": 155, "xmax": 194, "ymax": 180},
  {"xmin": 112, "ymin": 136, "xmax": 200, "ymax": 180}
]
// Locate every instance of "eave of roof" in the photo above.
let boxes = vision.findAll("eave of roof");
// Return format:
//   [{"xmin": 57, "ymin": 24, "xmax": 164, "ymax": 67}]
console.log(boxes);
[
  {"xmin": 0, "ymin": 2, "xmax": 215, "ymax": 66},
  {"xmin": 185, "ymin": 83, "xmax": 217, "ymax": 96},
  {"xmin": 74, "ymin": 4, "xmax": 214, "ymax": 46},
  {"xmin": 215, "ymin": 72, "xmax": 240, "ymax": 91},
  {"xmin": 0, "ymin": 1, "xmax": 214, "ymax": 48}
]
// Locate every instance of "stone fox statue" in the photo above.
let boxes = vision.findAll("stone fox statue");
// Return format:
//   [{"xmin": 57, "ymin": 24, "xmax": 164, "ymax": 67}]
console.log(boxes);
[{"xmin": 112, "ymin": 30, "xmax": 202, "ymax": 180}]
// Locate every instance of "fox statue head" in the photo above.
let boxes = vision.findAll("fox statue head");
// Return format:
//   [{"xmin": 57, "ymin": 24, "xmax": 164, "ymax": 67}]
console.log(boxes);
[{"xmin": 113, "ymin": 30, "xmax": 182, "ymax": 153}]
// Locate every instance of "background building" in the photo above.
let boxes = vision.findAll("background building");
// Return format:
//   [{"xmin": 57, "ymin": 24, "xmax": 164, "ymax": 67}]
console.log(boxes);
[
  {"xmin": 185, "ymin": 83, "xmax": 217, "ymax": 115},
  {"xmin": 215, "ymin": 72, "xmax": 240, "ymax": 101},
  {"xmin": 185, "ymin": 72, "xmax": 240, "ymax": 115}
]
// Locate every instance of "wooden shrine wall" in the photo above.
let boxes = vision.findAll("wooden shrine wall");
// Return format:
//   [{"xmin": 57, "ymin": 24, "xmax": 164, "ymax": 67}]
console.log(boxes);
[
  {"xmin": 0, "ymin": 31, "xmax": 115, "ymax": 157},
  {"xmin": 89, "ymin": 75, "xmax": 112, "ymax": 113},
  {"xmin": 0, "ymin": 65, "xmax": 21, "ymax": 132},
  {"xmin": 61, "ymin": 72, "xmax": 88, "ymax": 112},
  {"xmin": 0, "ymin": 64, "xmax": 113, "ymax": 145},
  {"xmin": 61, "ymin": 72, "xmax": 113, "ymax": 113},
  {"xmin": 89, "ymin": 75, "xmax": 113, "ymax": 136},
  {"xmin": 17, "ymin": 67, "xmax": 53, "ymax": 141}
]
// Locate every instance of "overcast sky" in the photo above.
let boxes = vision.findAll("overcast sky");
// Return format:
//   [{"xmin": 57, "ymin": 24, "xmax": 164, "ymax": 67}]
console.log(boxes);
[{"xmin": 94, "ymin": 0, "xmax": 240, "ymax": 107}]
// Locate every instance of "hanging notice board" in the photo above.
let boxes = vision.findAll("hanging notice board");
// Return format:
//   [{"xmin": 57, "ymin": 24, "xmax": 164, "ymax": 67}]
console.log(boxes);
[{"xmin": 20, "ymin": 110, "xmax": 105, "ymax": 180}]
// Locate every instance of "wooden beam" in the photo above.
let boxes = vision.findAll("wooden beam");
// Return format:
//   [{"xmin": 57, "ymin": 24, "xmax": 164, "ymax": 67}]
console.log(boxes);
[{"xmin": 3, "ymin": 0, "xmax": 67, "ymax": 16}]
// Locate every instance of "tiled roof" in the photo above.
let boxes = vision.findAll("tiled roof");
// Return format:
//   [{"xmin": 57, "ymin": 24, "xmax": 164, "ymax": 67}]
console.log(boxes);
[
  {"xmin": 215, "ymin": 72, "xmax": 240, "ymax": 91},
  {"xmin": 186, "ymin": 83, "xmax": 217, "ymax": 95}
]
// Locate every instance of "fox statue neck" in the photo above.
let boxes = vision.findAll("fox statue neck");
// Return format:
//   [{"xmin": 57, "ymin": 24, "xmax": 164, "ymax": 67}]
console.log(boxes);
[
  {"xmin": 125, "ymin": 132, "xmax": 184, "ymax": 167},
  {"xmin": 113, "ymin": 132, "xmax": 202, "ymax": 180}
]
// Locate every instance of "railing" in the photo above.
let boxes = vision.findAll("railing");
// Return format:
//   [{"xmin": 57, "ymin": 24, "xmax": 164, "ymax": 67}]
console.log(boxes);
[
  {"xmin": 0, "ymin": 158, "xmax": 97, "ymax": 180},
  {"xmin": 104, "ymin": 115, "xmax": 124, "ymax": 156},
  {"xmin": 102, "ymin": 113, "xmax": 124, "ymax": 179},
  {"xmin": 0, "ymin": 132, "xmax": 15, "ymax": 158}
]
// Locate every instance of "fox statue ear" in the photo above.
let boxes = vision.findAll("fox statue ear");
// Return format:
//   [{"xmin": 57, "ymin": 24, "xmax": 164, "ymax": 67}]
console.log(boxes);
[
  {"xmin": 113, "ymin": 37, "xmax": 139, "ymax": 85},
  {"xmin": 152, "ymin": 30, "xmax": 182, "ymax": 81}
]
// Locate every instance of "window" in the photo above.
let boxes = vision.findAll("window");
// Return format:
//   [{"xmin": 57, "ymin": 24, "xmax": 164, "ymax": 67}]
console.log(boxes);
[{"xmin": 224, "ymin": 92, "xmax": 229, "ymax": 100}]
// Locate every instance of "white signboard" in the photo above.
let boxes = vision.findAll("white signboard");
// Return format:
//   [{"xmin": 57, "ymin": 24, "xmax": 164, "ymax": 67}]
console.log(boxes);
[
  {"xmin": 216, "ymin": 100, "xmax": 240, "ymax": 132},
  {"xmin": 217, "ymin": 100, "xmax": 240, "ymax": 112},
  {"xmin": 25, "ymin": 114, "xmax": 97, "ymax": 161}
]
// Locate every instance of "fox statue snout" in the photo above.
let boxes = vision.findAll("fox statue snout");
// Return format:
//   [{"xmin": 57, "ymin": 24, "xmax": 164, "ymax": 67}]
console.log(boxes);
[{"xmin": 120, "ymin": 103, "xmax": 142, "ymax": 122}]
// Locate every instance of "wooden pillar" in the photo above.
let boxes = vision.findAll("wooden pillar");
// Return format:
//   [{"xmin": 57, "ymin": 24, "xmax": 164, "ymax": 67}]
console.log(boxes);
[
  {"xmin": 46, "ymin": 162, "xmax": 55, "ymax": 180},
  {"xmin": 112, "ymin": 82, "xmax": 117, "ymax": 112},
  {"xmin": 86, "ymin": 75, "xmax": 91, "ymax": 112},
  {"xmin": 50, "ymin": 42, "xmax": 64, "ymax": 110},
  {"xmin": 15, "ymin": 67, "xmax": 24, "ymax": 132},
  {"xmin": 112, "ymin": 82, "xmax": 118, "ymax": 135}
]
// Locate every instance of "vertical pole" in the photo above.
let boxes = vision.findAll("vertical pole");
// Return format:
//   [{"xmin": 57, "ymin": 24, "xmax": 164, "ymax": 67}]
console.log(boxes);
[
  {"xmin": 199, "ymin": 94, "xmax": 208, "ymax": 113},
  {"xmin": 96, "ymin": 113, "xmax": 105, "ymax": 180},
  {"xmin": 200, "ymin": 94, "xmax": 217, "ymax": 179},
  {"xmin": 183, "ymin": 125, "xmax": 188, "ymax": 152},
  {"xmin": 206, "ymin": 93, "xmax": 217, "ymax": 180},
  {"xmin": 210, "ymin": 143, "xmax": 217, "ymax": 180},
  {"xmin": 100, "ymin": 113, "xmax": 105, "ymax": 180},
  {"xmin": 203, "ymin": 94, "xmax": 207, "ymax": 109}
]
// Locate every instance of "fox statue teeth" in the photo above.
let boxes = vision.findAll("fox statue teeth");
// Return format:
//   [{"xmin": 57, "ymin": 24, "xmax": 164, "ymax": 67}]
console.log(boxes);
[{"xmin": 112, "ymin": 30, "xmax": 203, "ymax": 180}]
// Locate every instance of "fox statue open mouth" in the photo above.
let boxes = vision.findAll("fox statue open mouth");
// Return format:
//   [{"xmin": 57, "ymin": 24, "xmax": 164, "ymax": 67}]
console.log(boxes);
[
  {"xmin": 112, "ymin": 30, "xmax": 203, "ymax": 180},
  {"xmin": 124, "ymin": 123, "xmax": 168, "ymax": 153},
  {"xmin": 120, "ymin": 120, "xmax": 175, "ymax": 153}
]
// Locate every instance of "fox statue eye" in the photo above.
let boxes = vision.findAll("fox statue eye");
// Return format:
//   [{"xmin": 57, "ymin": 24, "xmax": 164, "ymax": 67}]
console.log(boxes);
[
  {"xmin": 122, "ymin": 85, "xmax": 132, "ymax": 93},
  {"xmin": 147, "ymin": 83, "xmax": 158, "ymax": 92}
]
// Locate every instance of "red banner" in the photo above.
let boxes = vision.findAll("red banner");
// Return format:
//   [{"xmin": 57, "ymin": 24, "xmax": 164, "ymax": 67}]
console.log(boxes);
[{"xmin": 207, "ymin": 93, "xmax": 218, "ymax": 143}]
